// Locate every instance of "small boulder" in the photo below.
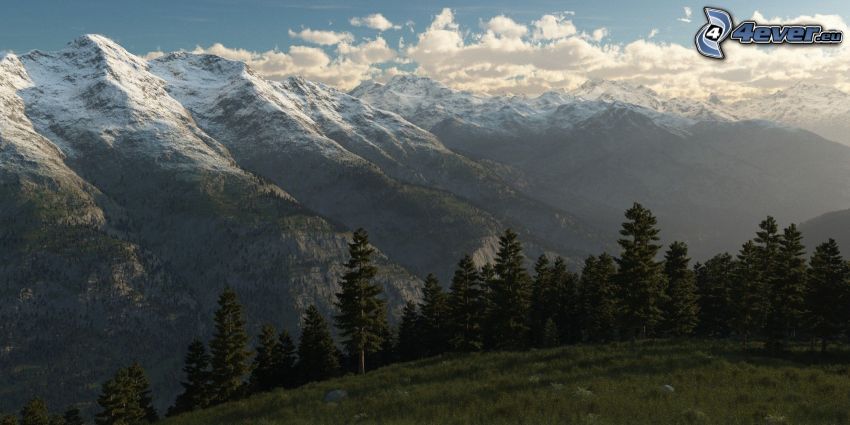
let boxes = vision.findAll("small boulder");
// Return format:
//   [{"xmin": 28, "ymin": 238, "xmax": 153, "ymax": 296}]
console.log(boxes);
[
  {"xmin": 324, "ymin": 389, "xmax": 348, "ymax": 403},
  {"xmin": 661, "ymin": 384, "xmax": 675, "ymax": 393}
]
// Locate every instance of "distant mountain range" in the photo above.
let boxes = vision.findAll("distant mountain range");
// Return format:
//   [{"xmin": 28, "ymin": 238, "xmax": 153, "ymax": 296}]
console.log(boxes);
[{"xmin": 2, "ymin": 35, "xmax": 849, "ymax": 412}]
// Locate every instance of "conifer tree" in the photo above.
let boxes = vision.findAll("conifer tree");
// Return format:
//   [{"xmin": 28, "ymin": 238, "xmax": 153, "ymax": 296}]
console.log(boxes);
[
  {"xmin": 48, "ymin": 416, "xmax": 65, "ymax": 425},
  {"xmin": 806, "ymin": 239, "xmax": 850, "ymax": 352},
  {"xmin": 694, "ymin": 253, "xmax": 734, "ymax": 337},
  {"xmin": 732, "ymin": 241, "xmax": 767, "ymax": 348},
  {"xmin": 766, "ymin": 224, "xmax": 807, "ymax": 350},
  {"xmin": 541, "ymin": 318, "xmax": 560, "ymax": 348},
  {"xmin": 447, "ymin": 255, "xmax": 483, "ymax": 351},
  {"xmin": 273, "ymin": 330, "xmax": 298, "ymax": 388},
  {"xmin": 209, "ymin": 287, "xmax": 251, "ymax": 404},
  {"xmin": 297, "ymin": 305, "xmax": 340, "ymax": 383},
  {"xmin": 169, "ymin": 339, "xmax": 211, "ymax": 416},
  {"xmin": 62, "ymin": 408, "xmax": 84, "ymax": 425},
  {"xmin": 579, "ymin": 254, "xmax": 618, "ymax": 342},
  {"xmin": 553, "ymin": 260, "xmax": 581, "ymax": 344},
  {"xmin": 662, "ymin": 242, "xmax": 699, "ymax": 337},
  {"xmin": 20, "ymin": 398, "xmax": 49, "ymax": 425},
  {"xmin": 0, "ymin": 415, "xmax": 16, "ymax": 425},
  {"xmin": 614, "ymin": 203, "xmax": 666, "ymax": 339},
  {"xmin": 334, "ymin": 228, "xmax": 385, "ymax": 374},
  {"xmin": 96, "ymin": 366, "xmax": 150, "ymax": 425},
  {"xmin": 486, "ymin": 229, "xmax": 532, "ymax": 350},
  {"xmin": 419, "ymin": 273, "xmax": 448, "ymax": 356},
  {"xmin": 249, "ymin": 324, "xmax": 282, "ymax": 393},
  {"xmin": 396, "ymin": 301, "xmax": 422, "ymax": 361},
  {"xmin": 127, "ymin": 362, "xmax": 158, "ymax": 423},
  {"xmin": 530, "ymin": 255, "xmax": 552, "ymax": 347}
]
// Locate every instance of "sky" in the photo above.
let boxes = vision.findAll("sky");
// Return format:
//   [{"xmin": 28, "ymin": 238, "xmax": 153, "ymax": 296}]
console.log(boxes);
[{"xmin": 2, "ymin": 0, "xmax": 850, "ymax": 99}]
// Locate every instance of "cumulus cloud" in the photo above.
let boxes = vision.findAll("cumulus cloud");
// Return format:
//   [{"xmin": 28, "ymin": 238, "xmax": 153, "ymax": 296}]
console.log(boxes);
[
  {"xmin": 678, "ymin": 6, "xmax": 692, "ymax": 23},
  {"xmin": 350, "ymin": 13, "xmax": 400, "ymax": 31},
  {"xmin": 146, "ymin": 9, "xmax": 850, "ymax": 100},
  {"xmin": 288, "ymin": 28, "xmax": 353, "ymax": 45}
]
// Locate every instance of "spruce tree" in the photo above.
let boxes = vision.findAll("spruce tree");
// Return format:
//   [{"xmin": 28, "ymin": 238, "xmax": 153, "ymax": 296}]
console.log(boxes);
[
  {"xmin": 168, "ymin": 339, "xmax": 211, "ymax": 416},
  {"xmin": 530, "ymin": 255, "xmax": 552, "ymax": 347},
  {"xmin": 486, "ymin": 229, "xmax": 532, "ymax": 350},
  {"xmin": 553, "ymin": 260, "xmax": 581, "ymax": 344},
  {"xmin": 273, "ymin": 330, "xmax": 298, "ymax": 388},
  {"xmin": 127, "ymin": 362, "xmax": 158, "ymax": 423},
  {"xmin": 806, "ymin": 239, "xmax": 850, "ymax": 351},
  {"xmin": 662, "ymin": 242, "xmax": 699, "ymax": 337},
  {"xmin": 249, "ymin": 324, "xmax": 281, "ymax": 393},
  {"xmin": 62, "ymin": 408, "xmax": 84, "ymax": 425},
  {"xmin": 766, "ymin": 224, "xmax": 807, "ymax": 350},
  {"xmin": 397, "ymin": 301, "xmax": 422, "ymax": 361},
  {"xmin": 20, "ymin": 398, "xmax": 49, "ymax": 425},
  {"xmin": 297, "ymin": 305, "xmax": 340, "ymax": 383},
  {"xmin": 447, "ymin": 255, "xmax": 483, "ymax": 351},
  {"xmin": 579, "ymin": 254, "xmax": 618, "ymax": 342},
  {"xmin": 96, "ymin": 366, "xmax": 149, "ymax": 425},
  {"xmin": 614, "ymin": 203, "xmax": 666, "ymax": 339},
  {"xmin": 334, "ymin": 228, "xmax": 385, "ymax": 375},
  {"xmin": 419, "ymin": 273, "xmax": 448, "ymax": 356},
  {"xmin": 209, "ymin": 287, "xmax": 251, "ymax": 404},
  {"xmin": 694, "ymin": 253, "xmax": 734, "ymax": 337},
  {"xmin": 732, "ymin": 241, "xmax": 767, "ymax": 348}
]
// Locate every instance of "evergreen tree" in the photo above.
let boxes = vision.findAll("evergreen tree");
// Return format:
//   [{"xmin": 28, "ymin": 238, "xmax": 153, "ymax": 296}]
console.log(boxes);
[
  {"xmin": 249, "ymin": 324, "xmax": 282, "ymax": 393},
  {"xmin": 62, "ymin": 408, "xmax": 84, "ymax": 425},
  {"xmin": 0, "ymin": 415, "xmax": 15, "ymax": 425},
  {"xmin": 732, "ymin": 241, "xmax": 767, "ymax": 348},
  {"xmin": 614, "ymin": 203, "xmax": 666, "ymax": 339},
  {"xmin": 334, "ymin": 228, "xmax": 386, "ymax": 375},
  {"xmin": 806, "ymin": 239, "xmax": 850, "ymax": 351},
  {"xmin": 553, "ymin": 260, "xmax": 581, "ymax": 344},
  {"xmin": 766, "ymin": 224, "xmax": 807, "ymax": 350},
  {"xmin": 127, "ymin": 362, "xmax": 157, "ymax": 423},
  {"xmin": 396, "ymin": 301, "xmax": 422, "ymax": 361},
  {"xmin": 694, "ymin": 253, "xmax": 734, "ymax": 337},
  {"xmin": 419, "ymin": 273, "xmax": 449, "ymax": 356},
  {"xmin": 168, "ymin": 339, "xmax": 211, "ymax": 416},
  {"xmin": 273, "ymin": 330, "xmax": 298, "ymax": 388},
  {"xmin": 530, "ymin": 255, "xmax": 552, "ymax": 346},
  {"xmin": 447, "ymin": 255, "xmax": 484, "ymax": 351},
  {"xmin": 20, "ymin": 398, "xmax": 49, "ymax": 425},
  {"xmin": 96, "ymin": 366, "xmax": 150, "ymax": 425},
  {"xmin": 48, "ymin": 416, "xmax": 65, "ymax": 425},
  {"xmin": 662, "ymin": 242, "xmax": 699, "ymax": 337},
  {"xmin": 297, "ymin": 305, "xmax": 340, "ymax": 383},
  {"xmin": 541, "ymin": 318, "xmax": 560, "ymax": 348},
  {"xmin": 579, "ymin": 254, "xmax": 618, "ymax": 342},
  {"xmin": 209, "ymin": 287, "xmax": 251, "ymax": 404},
  {"xmin": 486, "ymin": 229, "xmax": 532, "ymax": 350}
]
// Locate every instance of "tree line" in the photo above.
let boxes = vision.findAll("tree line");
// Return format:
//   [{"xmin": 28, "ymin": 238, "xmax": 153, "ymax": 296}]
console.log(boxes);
[{"xmin": 4, "ymin": 202, "xmax": 849, "ymax": 424}]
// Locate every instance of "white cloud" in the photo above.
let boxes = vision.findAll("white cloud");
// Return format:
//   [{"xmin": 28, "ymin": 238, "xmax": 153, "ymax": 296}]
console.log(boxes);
[
  {"xmin": 288, "ymin": 28, "xmax": 353, "ymax": 45},
  {"xmin": 485, "ymin": 16, "xmax": 528, "ymax": 39},
  {"xmin": 531, "ymin": 14, "xmax": 577, "ymax": 40},
  {"xmin": 350, "ymin": 13, "xmax": 400, "ymax": 31},
  {"xmin": 648, "ymin": 28, "xmax": 659, "ymax": 39},
  {"xmin": 591, "ymin": 27, "xmax": 608, "ymax": 42},
  {"xmin": 678, "ymin": 6, "xmax": 692, "ymax": 23}
]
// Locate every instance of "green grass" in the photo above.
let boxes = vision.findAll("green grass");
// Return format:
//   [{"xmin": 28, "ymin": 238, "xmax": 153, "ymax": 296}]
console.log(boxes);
[{"xmin": 163, "ymin": 340, "xmax": 850, "ymax": 425}]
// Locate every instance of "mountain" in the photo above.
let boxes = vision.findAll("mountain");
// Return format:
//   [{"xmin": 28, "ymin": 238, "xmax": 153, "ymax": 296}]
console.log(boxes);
[
  {"xmin": 800, "ymin": 209, "xmax": 850, "ymax": 254},
  {"xmin": 354, "ymin": 75, "xmax": 850, "ymax": 257},
  {"xmin": 0, "ymin": 36, "xmax": 604, "ymax": 413}
]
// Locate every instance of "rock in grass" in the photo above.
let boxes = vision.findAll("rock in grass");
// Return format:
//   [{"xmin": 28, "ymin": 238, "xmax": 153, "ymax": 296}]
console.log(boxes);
[
  {"xmin": 324, "ymin": 389, "xmax": 348, "ymax": 403},
  {"xmin": 661, "ymin": 384, "xmax": 675, "ymax": 393}
]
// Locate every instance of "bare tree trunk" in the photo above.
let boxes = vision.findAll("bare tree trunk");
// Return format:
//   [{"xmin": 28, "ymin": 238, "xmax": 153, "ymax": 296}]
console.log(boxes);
[{"xmin": 359, "ymin": 349, "xmax": 366, "ymax": 375}]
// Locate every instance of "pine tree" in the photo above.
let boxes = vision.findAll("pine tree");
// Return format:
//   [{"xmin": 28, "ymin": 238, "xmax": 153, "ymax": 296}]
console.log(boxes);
[
  {"xmin": 694, "ymin": 253, "xmax": 734, "ymax": 337},
  {"xmin": 96, "ymin": 366, "xmax": 150, "ymax": 425},
  {"xmin": 541, "ymin": 318, "xmax": 560, "ymax": 348},
  {"xmin": 209, "ymin": 287, "xmax": 251, "ymax": 404},
  {"xmin": 553, "ymin": 259, "xmax": 581, "ymax": 344},
  {"xmin": 334, "ymin": 228, "xmax": 386, "ymax": 375},
  {"xmin": 662, "ymin": 242, "xmax": 699, "ymax": 337},
  {"xmin": 62, "ymin": 408, "xmax": 84, "ymax": 425},
  {"xmin": 127, "ymin": 362, "xmax": 158, "ymax": 423},
  {"xmin": 579, "ymin": 254, "xmax": 618, "ymax": 342},
  {"xmin": 168, "ymin": 339, "xmax": 211, "ymax": 416},
  {"xmin": 297, "ymin": 305, "xmax": 340, "ymax": 383},
  {"xmin": 396, "ymin": 301, "xmax": 422, "ymax": 361},
  {"xmin": 530, "ymin": 255, "xmax": 552, "ymax": 347},
  {"xmin": 486, "ymin": 229, "xmax": 532, "ymax": 350},
  {"xmin": 249, "ymin": 324, "xmax": 281, "ymax": 393},
  {"xmin": 614, "ymin": 203, "xmax": 666, "ymax": 339},
  {"xmin": 20, "ymin": 398, "xmax": 49, "ymax": 425},
  {"xmin": 806, "ymin": 239, "xmax": 850, "ymax": 352},
  {"xmin": 273, "ymin": 330, "xmax": 298, "ymax": 388},
  {"xmin": 419, "ymin": 273, "xmax": 448, "ymax": 356},
  {"xmin": 732, "ymin": 241, "xmax": 767, "ymax": 348},
  {"xmin": 766, "ymin": 224, "xmax": 807, "ymax": 350},
  {"xmin": 447, "ymin": 255, "xmax": 483, "ymax": 351}
]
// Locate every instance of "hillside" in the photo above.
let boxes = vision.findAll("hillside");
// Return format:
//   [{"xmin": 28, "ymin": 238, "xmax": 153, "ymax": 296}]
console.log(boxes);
[
  {"xmin": 801, "ymin": 209, "xmax": 850, "ymax": 254},
  {"xmin": 163, "ymin": 340, "xmax": 850, "ymax": 425}
]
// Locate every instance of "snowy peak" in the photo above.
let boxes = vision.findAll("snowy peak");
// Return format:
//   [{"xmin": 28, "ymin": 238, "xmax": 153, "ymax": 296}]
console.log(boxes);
[{"xmin": 572, "ymin": 79, "xmax": 664, "ymax": 111}]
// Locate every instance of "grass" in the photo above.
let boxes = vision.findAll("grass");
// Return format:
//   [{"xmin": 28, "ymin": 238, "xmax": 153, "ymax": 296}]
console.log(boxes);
[{"xmin": 163, "ymin": 340, "xmax": 850, "ymax": 425}]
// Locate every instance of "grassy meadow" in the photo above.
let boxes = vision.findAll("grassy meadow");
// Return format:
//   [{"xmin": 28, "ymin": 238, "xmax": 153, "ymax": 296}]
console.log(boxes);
[{"xmin": 162, "ymin": 340, "xmax": 850, "ymax": 425}]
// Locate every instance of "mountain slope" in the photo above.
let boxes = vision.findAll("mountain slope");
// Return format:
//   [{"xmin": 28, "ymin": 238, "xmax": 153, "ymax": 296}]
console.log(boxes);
[{"xmin": 800, "ymin": 209, "xmax": 850, "ymax": 254}]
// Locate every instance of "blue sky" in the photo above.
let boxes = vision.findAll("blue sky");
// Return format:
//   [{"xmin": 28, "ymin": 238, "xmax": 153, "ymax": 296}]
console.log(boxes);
[{"xmin": 2, "ymin": 1, "xmax": 849, "ymax": 98}]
